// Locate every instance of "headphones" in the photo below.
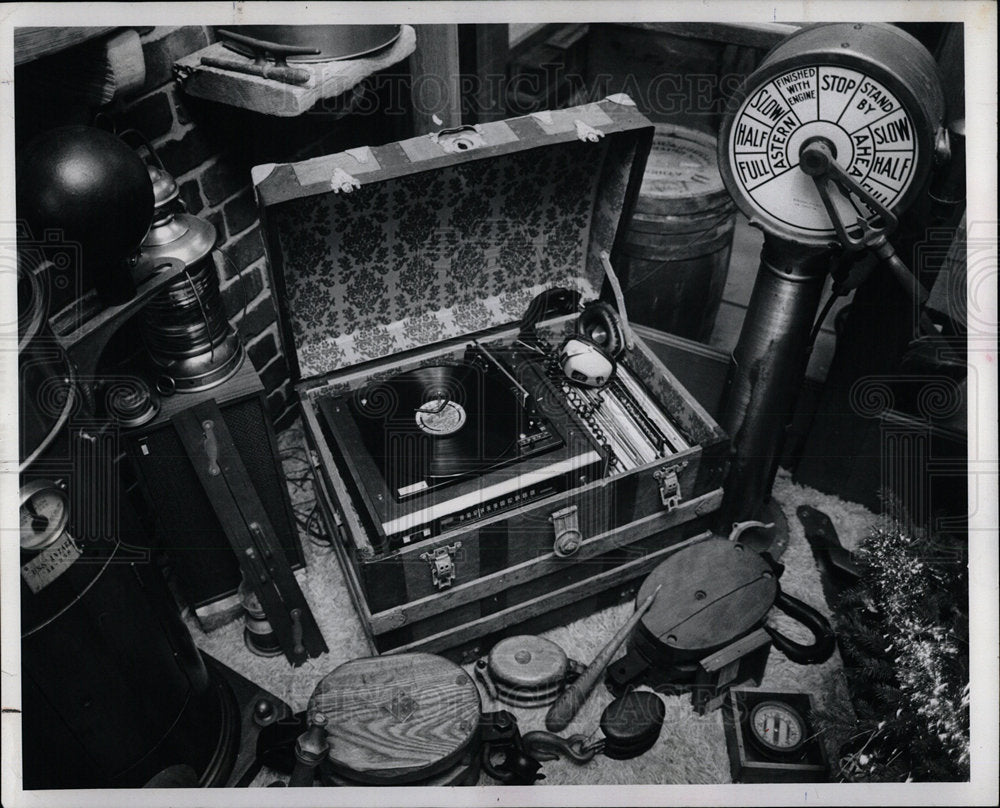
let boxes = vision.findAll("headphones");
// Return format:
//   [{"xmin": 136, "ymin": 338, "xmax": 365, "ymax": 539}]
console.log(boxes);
[
  {"xmin": 518, "ymin": 287, "xmax": 630, "ymax": 389},
  {"xmin": 558, "ymin": 301, "xmax": 628, "ymax": 388}
]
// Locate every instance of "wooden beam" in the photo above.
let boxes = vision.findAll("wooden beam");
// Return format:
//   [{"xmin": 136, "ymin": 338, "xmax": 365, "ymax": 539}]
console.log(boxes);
[
  {"xmin": 14, "ymin": 26, "xmax": 118, "ymax": 66},
  {"xmin": 620, "ymin": 22, "xmax": 800, "ymax": 51},
  {"xmin": 409, "ymin": 24, "xmax": 463, "ymax": 134},
  {"xmin": 934, "ymin": 22, "xmax": 965, "ymax": 123},
  {"xmin": 459, "ymin": 24, "xmax": 509, "ymax": 124}
]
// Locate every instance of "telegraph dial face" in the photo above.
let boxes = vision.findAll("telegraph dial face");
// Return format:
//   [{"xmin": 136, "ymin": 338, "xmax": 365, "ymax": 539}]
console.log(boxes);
[
  {"xmin": 728, "ymin": 66, "xmax": 917, "ymax": 238},
  {"xmin": 719, "ymin": 24, "xmax": 944, "ymax": 245}
]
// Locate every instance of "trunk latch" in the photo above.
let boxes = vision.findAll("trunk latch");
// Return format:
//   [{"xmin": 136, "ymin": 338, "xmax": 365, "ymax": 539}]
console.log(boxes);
[
  {"xmin": 420, "ymin": 542, "xmax": 462, "ymax": 590},
  {"xmin": 431, "ymin": 124, "xmax": 485, "ymax": 153},
  {"xmin": 550, "ymin": 505, "xmax": 583, "ymax": 558},
  {"xmin": 654, "ymin": 462, "xmax": 687, "ymax": 512}
]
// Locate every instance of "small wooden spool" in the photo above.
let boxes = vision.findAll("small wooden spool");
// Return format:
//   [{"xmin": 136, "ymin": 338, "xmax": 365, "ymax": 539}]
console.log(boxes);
[
  {"xmin": 476, "ymin": 635, "xmax": 582, "ymax": 708},
  {"xmin": 240, "ymin": 580, "xmax": 282, "ymax": 657}
]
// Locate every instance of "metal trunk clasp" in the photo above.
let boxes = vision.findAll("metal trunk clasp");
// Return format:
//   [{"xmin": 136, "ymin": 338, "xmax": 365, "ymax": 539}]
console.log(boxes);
[
  {"xmin": 420, "ymin": 542, "xmax": 462, "ymax": 590},
  {"xmin": 550, "ymin": 505, "xmax": 583, "ymax": 558},
  {"xmin": 654, "ymin": 461, "xmax": 688, "ymax": 512},
  {"xmin": 330, "ymin": 167, "xmax": 360, "ymax": 194},
  {"xmin": 574, "ymin": 120, "xmax": 604, "ymax": 142}
]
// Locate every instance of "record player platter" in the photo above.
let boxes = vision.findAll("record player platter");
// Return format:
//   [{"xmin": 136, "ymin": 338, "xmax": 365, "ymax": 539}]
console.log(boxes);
[
  {"xmin": 317, "ymin": 345, "xmax": 606, "ymax": 550},
  {"xmin": 349, "ymin": 363, "xmax": 562, "ymax": 499}
]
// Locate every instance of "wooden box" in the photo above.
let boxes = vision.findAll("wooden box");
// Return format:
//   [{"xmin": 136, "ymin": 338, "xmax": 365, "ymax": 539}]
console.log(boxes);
[
  {"xmin": 722, "ymin": 689, "xmax": 829, "ymax": 783},
  {"xmin": 253, "ymin": 96, "xmax": 729, "ymax": 657},
  {"xmin": 124, "ymin": 359, "xmax": 305, "ymax": 629}
]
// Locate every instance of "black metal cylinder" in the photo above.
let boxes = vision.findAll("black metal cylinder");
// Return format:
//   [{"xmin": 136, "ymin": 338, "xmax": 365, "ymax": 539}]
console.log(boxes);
[
  {"xmin": 19, "ymin": 432, "xmax": 240, "ymax": 789},
  {"xmin": 718, "ymin": 237, "xmax": 831, "ymax": 524},
  {"xmin": 20, "ymin": 547, "xmax": 238, "ymax": 788}
]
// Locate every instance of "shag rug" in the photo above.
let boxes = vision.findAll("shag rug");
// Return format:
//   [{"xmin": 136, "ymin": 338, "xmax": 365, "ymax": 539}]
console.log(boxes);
[{"xmin": 183, "ymin": 424, "xmax": 877, "ymax": 786}]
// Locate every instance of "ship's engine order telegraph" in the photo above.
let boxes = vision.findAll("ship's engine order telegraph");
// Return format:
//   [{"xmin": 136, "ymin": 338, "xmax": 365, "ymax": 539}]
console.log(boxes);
[{"xmin": 714, "ymin": 22, "xmax": 948, "ymax": 523}]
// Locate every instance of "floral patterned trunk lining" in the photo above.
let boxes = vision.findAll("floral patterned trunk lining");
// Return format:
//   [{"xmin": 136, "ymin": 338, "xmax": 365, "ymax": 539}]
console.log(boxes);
[{"xmin": 268, "ymin": 132, "xmax": 640, "ymax": 378}]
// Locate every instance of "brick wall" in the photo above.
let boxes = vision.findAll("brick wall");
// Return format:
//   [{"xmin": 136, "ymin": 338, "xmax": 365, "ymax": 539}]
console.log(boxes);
[
  {"xmin": 104, "ymin": 26, "xmax": 414, "ymax": 430},
  {"xmin": 16, "ymin": 25, "xmax": 411, "ymax": 429},
  {"xmin": 118, "ymin": 26, "xmax": 293, "ymax": 426}
]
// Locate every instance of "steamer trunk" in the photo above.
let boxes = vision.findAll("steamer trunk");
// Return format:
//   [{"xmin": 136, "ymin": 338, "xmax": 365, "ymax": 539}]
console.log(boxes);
[{"xmin": 254, "ymin": 97, "xmax": 729, "ymax": 657}]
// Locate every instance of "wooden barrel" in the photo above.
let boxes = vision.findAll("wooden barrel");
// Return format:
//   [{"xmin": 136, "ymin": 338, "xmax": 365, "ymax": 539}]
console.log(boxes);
[{"xmin": 621, "ymin": 124, "xmax": 736, "ymax": 342}]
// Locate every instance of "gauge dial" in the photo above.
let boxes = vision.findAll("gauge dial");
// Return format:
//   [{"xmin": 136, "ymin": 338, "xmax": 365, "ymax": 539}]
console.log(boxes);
[
  {"xmin": 19, "ymin": 480, "xmax": 70, "ymax": 552},
  {"xmin": 718, "ymin": 23, "xmax": 944, "ymax": 245},
  {"xmin": 749, "ymin": 700, "xmax": 807, "ymax": 756},
  {"xmin": 728, "ymin": 66, "xmax": 918, "ymax": 237}
]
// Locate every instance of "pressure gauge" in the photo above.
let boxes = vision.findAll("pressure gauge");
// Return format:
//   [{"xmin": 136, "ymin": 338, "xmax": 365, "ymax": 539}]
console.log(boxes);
[
  {"xmin": 719, "ymin": 23, "xmax": 945, "ymax": 245},
  {"xmin": 748, "ymin": 699, "xmax": 808, "ymax": 758},
  {"xmin": 19, "ymin": 480, "xmax": 71, "ymax": 552}
]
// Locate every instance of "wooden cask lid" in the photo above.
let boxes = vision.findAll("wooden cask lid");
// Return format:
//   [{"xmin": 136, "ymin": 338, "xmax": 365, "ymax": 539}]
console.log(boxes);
[
  {"xmin": 636, "ymin": 539, "xmax": 777, "ymax": 653},
  {"xmin": 308, "ymin": 652, "xmax": 481, "ymax": 785},
  {"xmin": 634, "ymin": 124, "xmax": 731, "ymax": 216}
]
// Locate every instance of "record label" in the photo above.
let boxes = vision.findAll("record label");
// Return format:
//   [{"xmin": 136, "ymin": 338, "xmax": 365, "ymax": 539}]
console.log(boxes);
[
  {"xmin": 345, "ymin": 359, "xmax": 564, "ymax": 503},
  {"xmin": 415, "ymin": 400, "xmax": 467, "ymax": 436}
]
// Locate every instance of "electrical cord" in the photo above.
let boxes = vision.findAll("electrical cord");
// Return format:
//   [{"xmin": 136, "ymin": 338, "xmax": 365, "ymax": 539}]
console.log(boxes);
[
  {"xmin": 279, "ymin": 428, "xmax": 333, "ymax": 550},
  {"xmin": 805, "ymin": 289, "xmax": 842, "ymax": 362}
]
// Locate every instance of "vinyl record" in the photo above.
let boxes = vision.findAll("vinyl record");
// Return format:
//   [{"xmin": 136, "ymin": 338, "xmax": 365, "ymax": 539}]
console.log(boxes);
[{"xmin": 349, "ymin": 363, "xmax": 525, "ymax": 499}]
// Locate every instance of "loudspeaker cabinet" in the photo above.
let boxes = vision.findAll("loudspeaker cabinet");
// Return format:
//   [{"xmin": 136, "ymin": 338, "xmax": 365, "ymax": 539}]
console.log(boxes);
[{"xmin": 124, "ymin": 359, "xmax": 304, "ymax": 629}]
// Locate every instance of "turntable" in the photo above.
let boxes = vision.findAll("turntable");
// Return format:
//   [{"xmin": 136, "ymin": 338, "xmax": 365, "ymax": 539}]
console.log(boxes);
[
  {"xmin": 347, "ymin": 361, "xmax": 564, "ymax": 498},
  {"xmin": 254, "ymin": 96, "xmax": 730, "ymax": 657},
  {"xmin": 319, "ymin": 344, "xmax": 605, "ymax": 550}
]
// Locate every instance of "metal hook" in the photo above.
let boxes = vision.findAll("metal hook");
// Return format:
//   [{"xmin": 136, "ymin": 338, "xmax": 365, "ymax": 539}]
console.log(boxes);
[{"xmin": 521, "ymin": 730, "xmax": 605, "ymax": 764}]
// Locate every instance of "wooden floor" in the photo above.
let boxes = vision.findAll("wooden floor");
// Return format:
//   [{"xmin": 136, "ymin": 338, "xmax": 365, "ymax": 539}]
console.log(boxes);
[{"xmin": 709, "ymin": 215, "xmax": 851, "ymax": 383}]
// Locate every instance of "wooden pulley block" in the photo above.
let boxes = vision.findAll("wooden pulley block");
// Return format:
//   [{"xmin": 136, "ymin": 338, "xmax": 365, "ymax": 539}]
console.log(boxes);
[
  {"xmin": 308, "ymin": 652, "xmax": 482, "ymax": 786},
  {"xmin": 606, "ymin": 538, "xmax": 835, "ymax": 705},
  {"xmin": 636, "ymin": 539, "xmax": 778, "ymax": 662},
  {"xmin": 475, "ymin": 635, "xmax": 583, "ymax": 708}
]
